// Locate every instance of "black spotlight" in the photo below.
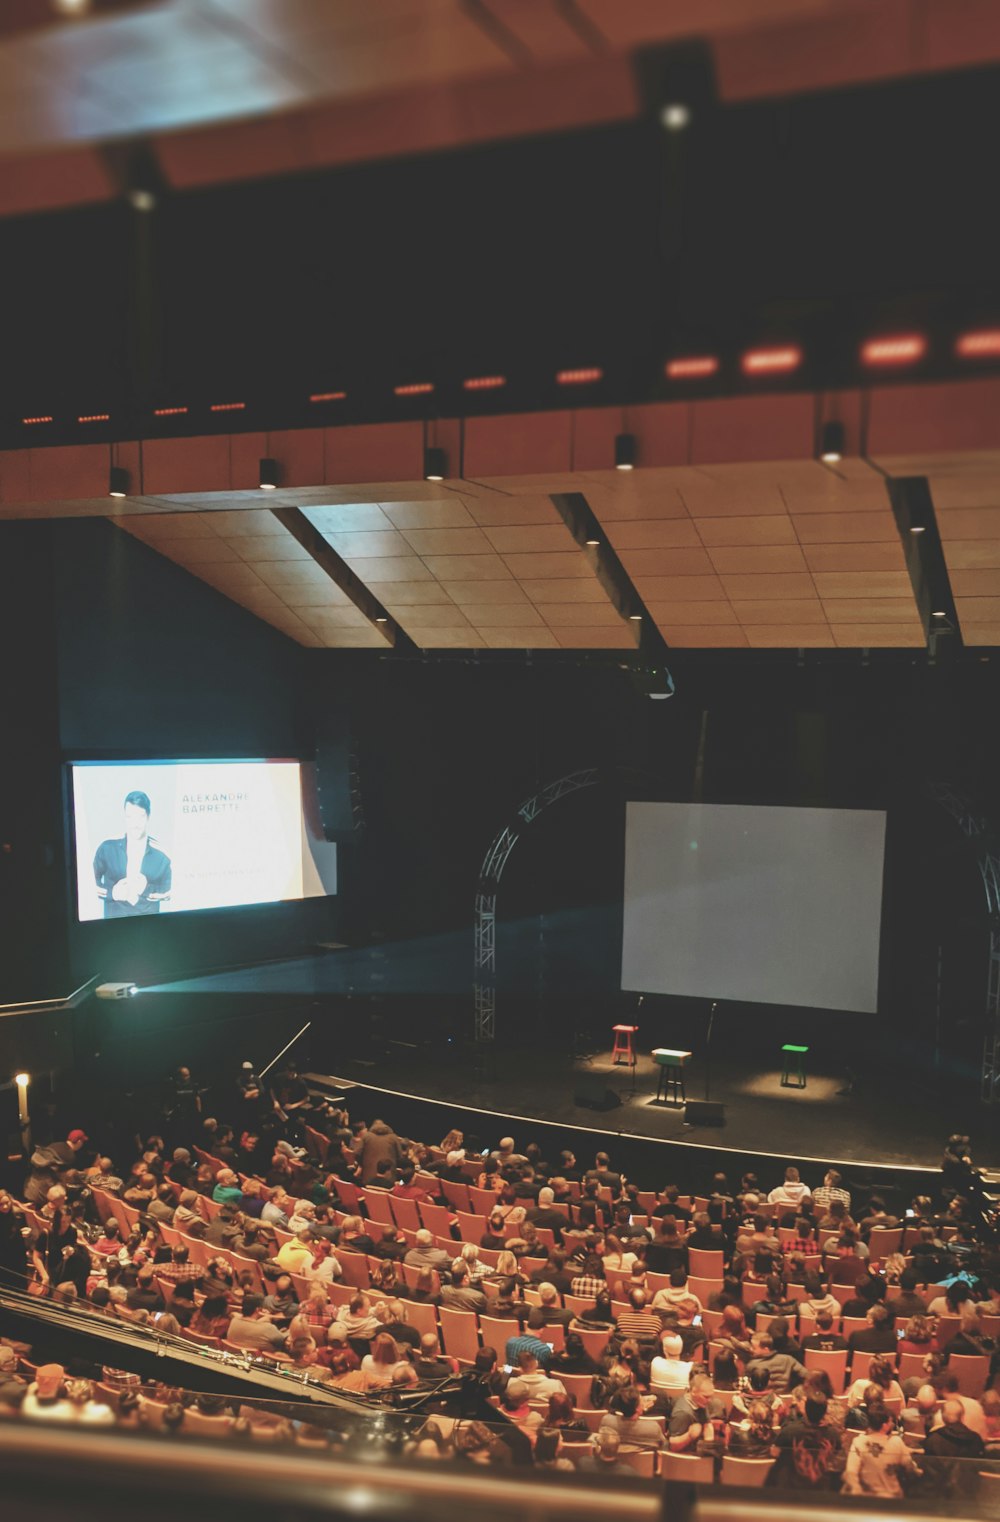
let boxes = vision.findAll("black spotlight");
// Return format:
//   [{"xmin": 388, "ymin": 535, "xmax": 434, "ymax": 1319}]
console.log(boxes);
[
  {"xmin": 615, "ymin": 433, "xmax": 637, "ymax": 471},
  {"xmin": 258, "ymin": 457, "xmax": 280, "ymax": 490},
  {"xmin": 109, "ymin": 466, "xmax": 129, "ymax": 499},
  {"xmin": 424, "ymin": 446, "xmax": 446, "ymax": 482},
  {"xmin": 819, "ymin": 421, "xmax": 845, "ymax": 464}
]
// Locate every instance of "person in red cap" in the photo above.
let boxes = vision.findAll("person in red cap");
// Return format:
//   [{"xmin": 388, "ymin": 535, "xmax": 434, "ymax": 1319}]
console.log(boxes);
[{"xmin": 24, "ymin": 1130, "xmax": 90, "ymax": 1205}]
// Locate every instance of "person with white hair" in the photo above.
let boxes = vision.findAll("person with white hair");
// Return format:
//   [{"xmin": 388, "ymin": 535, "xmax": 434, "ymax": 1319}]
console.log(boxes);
[
  {"xmin": 403, "ymin": 1229, "xmax": 451, "ymax": 1271},
  {"xmin": 459, "ymin": 1241, "xmax": 490, "ymax": 1282},
  {"xmin": 526, "ymin": 1186, "xmax": 571, "ymax": 1242}
]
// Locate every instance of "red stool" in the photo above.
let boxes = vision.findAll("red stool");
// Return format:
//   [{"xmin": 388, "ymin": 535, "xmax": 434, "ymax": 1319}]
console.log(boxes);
[{"xmin": 611, "ymin": 1024, "xmax": 638, "ymax": 1067}]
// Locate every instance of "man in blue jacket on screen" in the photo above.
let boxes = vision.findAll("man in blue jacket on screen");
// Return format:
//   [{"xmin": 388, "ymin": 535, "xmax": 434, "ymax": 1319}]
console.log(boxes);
[{"xmin": 93, "ymin": 789, "xmax": 172, "ymax": 916}]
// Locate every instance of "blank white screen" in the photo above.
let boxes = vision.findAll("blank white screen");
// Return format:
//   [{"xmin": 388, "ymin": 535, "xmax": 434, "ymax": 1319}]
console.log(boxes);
[{"xmin": 621, "ymin": 802, "xmax": 886, "ymax": 1013}]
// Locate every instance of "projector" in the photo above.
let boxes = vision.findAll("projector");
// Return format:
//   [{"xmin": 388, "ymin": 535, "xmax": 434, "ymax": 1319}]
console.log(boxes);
[{"xmin": 95, "ymin": 982, "xmax": 139, "ymax": 1001}]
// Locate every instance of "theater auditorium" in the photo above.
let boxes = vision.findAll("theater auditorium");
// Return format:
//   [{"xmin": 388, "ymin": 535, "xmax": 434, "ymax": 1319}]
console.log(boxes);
[{"xmin": 1, "ymin": 5, "xmax": 1000, "ymax": 1522}]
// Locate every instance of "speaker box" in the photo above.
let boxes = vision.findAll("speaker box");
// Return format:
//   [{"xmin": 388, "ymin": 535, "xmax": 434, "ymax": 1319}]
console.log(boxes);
[
  {"xmin": 574, "ymin": 1074, "xmax": 621, "ymax": 1111},
  {"xmin": 684, "ymin": 1100, "xmax": 726, "ymax": 1126}
]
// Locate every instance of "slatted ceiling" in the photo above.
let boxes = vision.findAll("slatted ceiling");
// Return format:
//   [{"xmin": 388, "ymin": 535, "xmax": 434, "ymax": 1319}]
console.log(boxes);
[
  {"xmin": 823, "ymin": 599, "xmax": 918, "ymax": 623},
  {"xmin": 810, "ymin": 570, "xmax": 913, "ymax": 599},
  {"xmin": 946, "ymin": 542, "xmax": 1000, "ymax": 569},
  {"xmin": 935, "ymin": 507, "xmax": 1000, "ymax": 538},
  {"xmin": 831, "ymin": 624, "xmax": 924, "ymax": 648},
  {"xmin": 792, "ymin": 512, "xmax": 896, "ymax": 544},
  {"xmin": 604, "ymin": 519, "xmax": 703, "ymax": 550},
  {"xmin": 706, "ymin": 545, "xmax": 809, "ymax": 574},
  {"xmin": 301, "ymin": 502, "xmax": 393, "ymax": 532},
  {"xmin": 964, "ymin": 624, "xmax": 1000, "ymax": 644},
  {"xmin": 654, "ymin": 602, "xmax": 741, "ymax": 626},
  {"xmin": 666, "ymin": 627, "xmax": 749, "ymax": 649},
  {"xmin": 952, "ymin": 569, "xmax": 1000, "ymax": 595},
  {"xmin": 116, "ymin": 512, "xmax": 387, "ymax": 647},
  {"xmin": 636, "ymin": 574, "xmax": 727, "ymax": 601},
  {"xmin": 302, "ymin": 498, "xmax": 632, "ymax": 649},
  {"xmin": 744, "ymin": 626, "xmax": 838, "ymax": 648}
]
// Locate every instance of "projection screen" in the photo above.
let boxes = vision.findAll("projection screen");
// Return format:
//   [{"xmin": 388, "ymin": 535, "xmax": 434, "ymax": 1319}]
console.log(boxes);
[{"xmin": 621, "ymin": 802, "xmax": 886, "ymax": 1013}]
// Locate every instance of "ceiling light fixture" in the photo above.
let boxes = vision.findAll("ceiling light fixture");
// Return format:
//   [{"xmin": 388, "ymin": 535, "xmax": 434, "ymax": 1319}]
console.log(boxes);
[
  {"xmin": 819, "ymin": 420, "xmax": 845, "ymax": 464},
  {"xmin": 660, "ymin": 102, "xmax": 691, "ymax": 131},
  {"xmin": 742, "ymin": 345, "xmax": 803, "ymax": 375},
  {"xmin": 860, "ymin": 334, "xmax": 927, "ymax": 367},
  {"xmin": 258, "ymin": 458, "xmax": 279, "ymax": 491},
  {"xmin": 109, "ymin": 466, "xmax": 129, "ymax": 499},
  {"xmin": 615, "ymin": 433, "xmax": 637, "ymax": 471},
  {"xmin": 424, "ymin": 447, "xmax": 446, "ymax": 482},
  {"xmin": 666, "ymin": 355, "xmax": 718, "ymax": 379},
  {"xmin": 956, "ymin": 329, "xmax": 1000, "ymax": 359}
]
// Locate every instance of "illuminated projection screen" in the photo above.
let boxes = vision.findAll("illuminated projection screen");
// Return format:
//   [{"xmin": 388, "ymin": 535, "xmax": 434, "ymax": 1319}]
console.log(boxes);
[
  {"xmin": 621, "ymin": 802, "xmax": 886, "ymax": 1013},
  {"xmin": 71, "ymin": 760, "xmax": 336, "ymax": 921}
]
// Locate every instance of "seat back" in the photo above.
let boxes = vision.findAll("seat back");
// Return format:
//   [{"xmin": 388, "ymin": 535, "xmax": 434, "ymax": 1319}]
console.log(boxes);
[
  {"xmin": 620, "ymin": 1449, "xmax": 656, "ymax": 1477},
  {"xmin": 535, "ymin": 1322, "xmax": 566, "ymax": 1352},
  {"xmin": 947, "ymin": 1353, "xmax": 989, "ymax": 1397},
  {"xmin": 441, "ymin": 1180, "xmax": 472, "ymax": 1213},
  {"xmin": 479, "ymin": 1315, "xmax": 515, "ymax": 1363},
  {"xmin": 688, "ymin": 1248, "xmax": 724, "ymax": 1279},
  {"xmin": 558, "ymin": 1371, "xmax": 596, "ymax": 1406},
  {"xmin": 468, "ymin": 1186, "xmax": 498, "ymax": 1214},
  {"xmin": 868, "ymin": 1227, "xmax": 903, "ymax": 1257},
  {"xmin": 419, "ymin": 1201, "xmax": 453, "ymax": 1237},
  {"xmin": 337, "ymin": 1252, "xmax": 370, "ymax": 1289},
  {"xmin": 364, "ymin": 1191, "xmax": 395, "ymax": 1228},
  {"xmin": 721, "ymin": 1456, "xmax": 774, "ymax": 1487},
  {"xmin": 403, "ymin": 1300, "xmax": 439, "ymax": 1340},
  {"xmin": 438, "ymin": 1306, "xmax": 480, "ymax": 1364},
  {"xmin": 390, "ymin": 1196, "xmax": 421, "ymax": 1232},
  {"xmin": 578, "ymin": 1327, "xmax": 612, "ymax": 1362},
  {"xmin": 333, "ymin": 1179, "xmax": 363, "ymax": 1212},
  {"xmin": 804, "ymin": 1348, "xmax": 848, "ymax": 1394},
  {"xmin": 662, "ymin": 1452, "xmax": 714, "ymax": 1483}
]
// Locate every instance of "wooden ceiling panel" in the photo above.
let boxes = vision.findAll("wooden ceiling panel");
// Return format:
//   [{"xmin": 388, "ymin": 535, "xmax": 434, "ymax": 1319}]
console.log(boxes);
[
  {"xmin": 693, "ymin": 514, "xmax": 799, "ymax": 547},
  {"xmin": 153, "ymin": 537, "xmax": 242, "ymax": 565},
  {"xmin": 552, "ymin": 626, "xmax": 635, "ymax": 650},
  {"xmin": 931, "ymin": 506, "xmax": 1000, "ymax": 539},
  {"xmin": 820, "ymin": 598, "xmax": 917, "ymax": 623},
  {"xmin": 811, "ymin": 570, "xmax": 914, "ymax": 599},
  {"xmin": 442, "ymin": 580, "xmax": 531, "ymax": 606},
  {"xmin": 376, "ymin": 581, "xmax": 458, "ymax": 605},
  {"xmin": 950, "ymin": 569, "xmax": 1000, "ymax": 596},
  {"xmin": 350, "ymin": 556, "xmax": 433, "ymax": 581},
  {"xmin": 618, "ymin": 547, "xmax": 716, "ymax": 577},
  {"xmin": 409, "ymin": 628, "xmax": 488, "ymax": 648},
  {"xmin": 707, "ymin": 545, "xmax": 808, "ymax": 575},
  {"xmin": 481, "ymin": 523, "xmax": 577, "ymax": 555},
  {"xmin": 802, "ymin": 542, "xmax": 905, "ymax": 572},
  {"xmin": 379, "ymin": 500, "xmax": 476, "ymax": 530},
  {"xmin": 517, "ymin": 578, "xmax": 611, "ymax": 603},
  {"xmin": 649, "ymin": 601, "xmax": 740, "ymax": 627},
  {"xmin": 664, "ymin": 627, "xmax": 749, "ymax": 648},
  {"xmin": 941, "ymin": 541, "xmax": 1000, "ymax": 570},
  {"xmin": 538, "ymin": 602, "xmax": 627, "ymax": 627},
  {"xmin": 831, "ymin": 624, "xmax": 925, "ymax": 648},
  {"xmin": 317, "ymin": 528, "xmax": 410, "ymax": 557},
  {"xmin": 744, "ymin": 626, "xmax": 838, "ymax": 648},
  {"xmin": 962, "ymin": 625, "xmax": 1000, "ymax": 645},
  {"xmin": 464, "ymin": 497, "xmax": 565, "ymax": 528},
  {"xmin": 481, "ymin": 628, "xmax": 561, "ymax": 649},
  {"xmin": 499, "ymin": 552, "xmax": 592, "ymax": 579},
  {"xmin": 632, "ymin": 574, "xmax": 728, "ymax": 601},
  {"xmin": 465, "ymin": 604, "xmax": 546, "ymax": 629},
  {"xmin": 232, "ymin": 535, "xmax": 313, "ymax": 562},
  {"xmin": 393, "ymin": 604, "xmax": 475, "ymax": 632},
  {"xmin": 729, "ymin": 599, "xmax": 827, "ymax": 625},
  {"xmin": 594, "ymin": 518, "xmax": 702, "ymax": 550},
  {"xmin": 302, "ymin": 503, "xmax": 394, "ymax": 532},
  {"xmin": 399, "ymin": 526, "xmax": 494, "ymax": 556},
  {"xmin": 583, "ymin": 481, "xmax": 688, "ymax": 522},
  {"xmin": 791, "ymin": 511, "xmax": 897, "ymax": 544},
  {"xmin": 955, "ymin": 596, "xmax": 1000, "ymax": 623}
]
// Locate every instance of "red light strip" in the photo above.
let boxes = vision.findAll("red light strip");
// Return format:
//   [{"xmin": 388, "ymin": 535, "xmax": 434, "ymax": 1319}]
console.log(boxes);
[
  {"xmin": 209, "ymin": 401, "xmax": 246, "ymax": 412},
  {"xmin": 742, "ymin": 345, "xmax": 802, "ymax": 374},
  {"xmin": 22, "ymin": 415, "xmax": 52, "ymax": 424},
  {"xmin": 463, "ymin": 375, "xmax": 507, "ymax": 391},
  {"xmin": 154, "ymin": 406, "xmax": 188, "ymax": 417},
  {"xmin": 666, "ymin": 355, "xmax": 719, "ymax": 379},
  {"xmin": 556, "ymin": 367, "xmax": 603, "ymax": 385},
  {"xmin": 956, "ymin": 329, "xmax": 1000, "ymax": 359},
  {"xmin": 78, "ymin": 413, "xmax": 109, "ymax": 423},
  {"xmin": 394, "ymin": 382, "xmax": 434, "ymax": 396},
  {"xmin": 860, "ymin": 334, "xmax": 926, "ymax": 367},
  {"xmin": 309, "ymin": 391, "xmax": 347, "ymax": 402}
]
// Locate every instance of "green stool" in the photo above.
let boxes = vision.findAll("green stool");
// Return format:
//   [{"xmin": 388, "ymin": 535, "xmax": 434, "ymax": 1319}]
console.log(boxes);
[{"xmin": 781, "ymin": 1043, "xmax": 808, "ymax": 1088}]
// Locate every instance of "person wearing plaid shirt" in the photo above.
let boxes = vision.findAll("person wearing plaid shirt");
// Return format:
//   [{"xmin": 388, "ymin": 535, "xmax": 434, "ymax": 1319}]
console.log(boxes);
[
  {"xmin": 570, "ymin": 1272, "xmax": 604, "ymax": 1301},
  {"xmin": 812, "ymin": 1170, "xmax": 851, "ymax": 1213},
  {"xmin": 782, "ymin": 1217, "xmax": 817, "ymax": 1257},
  {"xmin": 504, "ymin": 1330, "xmax": 554, "ymax": 1368},
  {"xmin": 156, "ymin": 1246, "xmax": 205, "ymax": 1284}
]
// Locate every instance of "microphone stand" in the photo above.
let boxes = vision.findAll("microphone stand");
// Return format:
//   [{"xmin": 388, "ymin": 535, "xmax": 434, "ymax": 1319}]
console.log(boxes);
[{"xmin": 704, "ymin": 1001, "xmax": 718, "ymax": 1103}]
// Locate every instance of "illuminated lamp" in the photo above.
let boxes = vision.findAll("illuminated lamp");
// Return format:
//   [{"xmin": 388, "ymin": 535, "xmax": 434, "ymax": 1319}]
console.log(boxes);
[{"xmin": 424, "ymin": 447, "xmax": 446, "ymax": 482}]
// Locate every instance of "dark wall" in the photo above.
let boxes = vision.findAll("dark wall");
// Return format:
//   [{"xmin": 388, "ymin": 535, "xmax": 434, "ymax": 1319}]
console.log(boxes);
[{"xmin": 315, "ymin": 650, "xmax": 1000, "ymax": 1072}]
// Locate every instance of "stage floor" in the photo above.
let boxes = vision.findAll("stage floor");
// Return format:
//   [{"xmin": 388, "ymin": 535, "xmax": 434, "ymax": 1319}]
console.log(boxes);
[{"xmin": 352, "ymin": 1043, "xmax": 995, "ymax": 1173}]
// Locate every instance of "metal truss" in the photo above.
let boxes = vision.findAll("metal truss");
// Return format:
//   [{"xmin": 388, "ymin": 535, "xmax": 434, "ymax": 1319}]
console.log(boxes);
[
  {"xmin": 928, "ymin": 782, "xmax": 1000, "ymax": 1102},
  {"xmin": 473, "ymin": 769, "xmax": 601, "ymax": 1042}
]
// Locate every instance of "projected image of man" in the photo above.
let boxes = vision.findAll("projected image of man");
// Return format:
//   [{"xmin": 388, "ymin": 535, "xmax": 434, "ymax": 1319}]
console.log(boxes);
[{"xmin": 93, "ymin": 790, "xmax": 172, "ymax": 917}]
